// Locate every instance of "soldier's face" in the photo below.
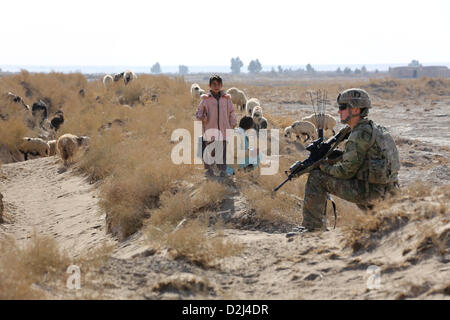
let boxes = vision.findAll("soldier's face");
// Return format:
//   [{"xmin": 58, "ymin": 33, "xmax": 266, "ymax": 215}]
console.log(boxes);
[
  {"xmin": 338, "ymin": 107, "xmax": 349, "ymax": 123},
  {"xmin": 339, "ymin": 107, "xmax": 361, "ymax": 124}
]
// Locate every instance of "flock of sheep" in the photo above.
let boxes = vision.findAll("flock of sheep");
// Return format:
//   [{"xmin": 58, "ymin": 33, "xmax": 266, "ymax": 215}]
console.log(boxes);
[
  {"xmin": 4, "ymin": 69, "xmax": 141, "ymax": 166},
  {"xmin": 6, "ymin": 91, "xmax": 90, "ymax": 166},
  {"xmin": 18, "ymin": 134, "xmax": 90, "ymax": 165},
  {"xmin": 102, "ymin": 70, "xmax": 137, "ymax": 88},
  {"xmin": 190, "ymin": 83, "xmax": 337, "ymax": 143}
]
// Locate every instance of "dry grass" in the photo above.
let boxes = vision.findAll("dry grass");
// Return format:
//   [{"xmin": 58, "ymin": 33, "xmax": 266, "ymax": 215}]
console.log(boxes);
[
  {"xmin": 0, "ymin": 233, "xmax": 114, "ymax": 300},
  {"xmin": 166, "ymin": 220, "xmax": 243, "ymax": 267},
  {"xmin": 143, "ymin": 181, "xmax": 242, "ymax": 267},
  {"xmin": 0, "ymin": 234, "xmax": 70, "ymax": 299}
]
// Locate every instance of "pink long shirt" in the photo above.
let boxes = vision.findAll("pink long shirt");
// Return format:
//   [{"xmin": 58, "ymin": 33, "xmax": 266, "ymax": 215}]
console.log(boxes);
[{"xmin": 195, "ymin": 91, "xmax": 237, "ymax": 142}]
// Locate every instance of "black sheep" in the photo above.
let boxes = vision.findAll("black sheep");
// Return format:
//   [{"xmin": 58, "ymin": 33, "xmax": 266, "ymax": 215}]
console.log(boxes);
[
  {"xmin": 50, "ymin": 110, "xmax": 64, "ymax": 131},
  {"xmin": 31, "ymin": 100, "xmax": 48, "ymax": 122}
]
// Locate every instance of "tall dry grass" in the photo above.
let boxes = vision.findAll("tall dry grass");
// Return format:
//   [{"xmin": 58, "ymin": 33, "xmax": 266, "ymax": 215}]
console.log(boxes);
[
  {"xmin": 0, "ymin": 233, "xmax": 113, "ymax": 299},
  {"xmin": 0, "ymin": 234, "xmax": 70, "ymax": 299},
  {"xmin": 143, "ymin": 180, "xmax": 242, "ymax": 267}
]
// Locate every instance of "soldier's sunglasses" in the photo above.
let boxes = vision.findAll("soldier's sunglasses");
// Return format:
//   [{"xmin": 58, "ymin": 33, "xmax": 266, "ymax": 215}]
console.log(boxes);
[{"xmin": 338, "ymin": 104, "xmax": 350, "ymax": 110}]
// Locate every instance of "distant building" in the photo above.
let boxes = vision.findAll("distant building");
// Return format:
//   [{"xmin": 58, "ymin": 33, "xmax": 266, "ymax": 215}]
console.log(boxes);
[{"xmin": 389, "ymin": 65, "xmax": 450, "ymax": 78}]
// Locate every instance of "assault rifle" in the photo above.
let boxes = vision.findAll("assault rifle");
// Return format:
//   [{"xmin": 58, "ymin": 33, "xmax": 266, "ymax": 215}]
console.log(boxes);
[{"xmin": 273, "ymin": 126, "xmax": 351, "ymax": 192}]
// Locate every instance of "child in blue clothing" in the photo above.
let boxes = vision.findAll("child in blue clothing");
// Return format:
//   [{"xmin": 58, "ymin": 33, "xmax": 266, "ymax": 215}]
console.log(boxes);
[{"xmin": 226, "ymin": 116, "xmax": 262, "ymax": 175}]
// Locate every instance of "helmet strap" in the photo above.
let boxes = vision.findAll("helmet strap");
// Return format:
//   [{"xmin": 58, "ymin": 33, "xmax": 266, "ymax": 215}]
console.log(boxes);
[{"xmin": 342, "ymin": 107, "xmax": 360, "ymax": 124}]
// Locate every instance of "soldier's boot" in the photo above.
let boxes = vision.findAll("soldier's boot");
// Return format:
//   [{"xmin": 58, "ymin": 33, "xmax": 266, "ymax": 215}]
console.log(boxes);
[{"xmin": 286, "ymin": 226, "xmax": 309, "ymax": 238}]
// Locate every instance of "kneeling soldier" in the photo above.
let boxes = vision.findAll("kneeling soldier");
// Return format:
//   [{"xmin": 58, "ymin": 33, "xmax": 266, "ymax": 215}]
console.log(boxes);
[{"xmin": 288, "ymin": 88, "xmax": 400, "ymax": 236}]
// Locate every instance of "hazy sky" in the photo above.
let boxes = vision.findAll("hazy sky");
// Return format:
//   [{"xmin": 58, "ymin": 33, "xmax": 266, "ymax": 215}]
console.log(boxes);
[{"xmin": 1, "ymin": 0, "xmax": 449, "ymax": 67}]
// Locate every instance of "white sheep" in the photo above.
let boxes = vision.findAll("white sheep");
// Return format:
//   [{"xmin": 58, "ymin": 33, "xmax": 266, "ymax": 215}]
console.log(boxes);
[
  {"xmin": 226, "ymin": 87, "xmax": 248, "ymax": 112},
  {"xmin": 302, "ymin": 113, "xmax": 337, "ymax": 137},
  {"xmin": 246, "ymin": 98, "xmax": 260, "ymax": 116},
  {"xmin": 284, "ymin": 121, "xmax": 317, "ymax": 143},
  {"xmin": 57, "ymin": 134, "xmax": 90, "ymax": 165},
  {"xmin": 47, "ymin": 140, "xmax": 57, "ymax": 156},
  {"xmin": 103, "ymin": 75, "xmax": 114, "ymax": 88},
  {"xmin": 190, "ymin": 83, "xmax": 205, "ymax": 98},
  {"xmin": 251, "ymin": 106, "xmax": 268, "ymax": 131},
  {"xmin": 18, "ymin": 137, "xmax": 49, "ymax": 160},
  {"xmin": 123, "ymin": 70, "xmax": 137, "ymax": 85}
]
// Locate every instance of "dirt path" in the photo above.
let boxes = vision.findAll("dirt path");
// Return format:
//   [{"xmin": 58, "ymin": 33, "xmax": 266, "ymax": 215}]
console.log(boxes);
[{"xmin": 0, "ymin": 157, "xmax": 115, "ymax": 257}]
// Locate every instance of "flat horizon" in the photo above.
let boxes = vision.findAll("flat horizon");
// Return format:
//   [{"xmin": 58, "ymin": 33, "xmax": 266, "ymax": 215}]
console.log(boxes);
[{"xmin": 2, "ymin": 61, "xmax": 450, "ymax": 74}]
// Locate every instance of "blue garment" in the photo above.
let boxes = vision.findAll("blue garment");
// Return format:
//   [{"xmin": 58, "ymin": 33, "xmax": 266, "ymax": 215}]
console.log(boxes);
[{"xmin": 227, "ymin": 128, "xmax": 262, "ymax": 175}]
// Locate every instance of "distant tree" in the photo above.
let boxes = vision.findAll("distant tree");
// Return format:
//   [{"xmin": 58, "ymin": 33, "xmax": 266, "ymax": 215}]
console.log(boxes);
[
  {"xmin": 248, "ymin": 59, "xmax": 262, "ymax": 73},
  {"xmin": 336, "ymin": 67, "xmax": 342, "ymax": 74},
  {"xmin": 344, "ymin": 67, "xmax": 352, "ymax": 75},
  {"xmin": 354, "ymin": 68, "xmax": 361, "ymax": 74},
  {"xmin": 270, "ymin": 67, "xmax": 276, "ymax": 73},
  {"xmin": 178, "ymin": 65, "xmax": 189, "ymax": 75},
  {"xmin": 375, "ymin": 69, "xmax": 379, "ymax": 73},
  {"xmin": 306, "ymin": 63, "xmax": 315, "ymax": 73},
  {"xmin": 151, "ymin": 62, "xmax": 161, "ymax": 74},
  {"xmin": 277, "ymin": 65, "xmax": 283, "ymax": 73},
  {"xmin": 230, "ymin": 57, "xmax": 244, "ymax": 74},
  {"xmin": 361, "ymin": 66, "xmax": 367, "ymax": 74},
  {"xmin": 408, "ymin": 60, "xmax": 421, "ymax": 67}
]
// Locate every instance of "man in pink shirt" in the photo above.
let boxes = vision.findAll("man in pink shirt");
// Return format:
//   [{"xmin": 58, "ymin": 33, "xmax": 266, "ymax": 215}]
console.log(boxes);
[{"xmin": 196, "ymin": 74, "xmax": 237, "ymax": 176}]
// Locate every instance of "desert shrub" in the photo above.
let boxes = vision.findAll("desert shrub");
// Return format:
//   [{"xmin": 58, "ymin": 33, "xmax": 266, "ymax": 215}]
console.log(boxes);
[
  {"xmin": 166, "ymin": 220, "xmax": 243, "ymax": 267},
  {"xmin": 0, "ymin": 233, "xmax": 114, "ymax": 299},
  {"xmin": 0, "ymin": 234, "xmax": 70, "ymax": 299}
]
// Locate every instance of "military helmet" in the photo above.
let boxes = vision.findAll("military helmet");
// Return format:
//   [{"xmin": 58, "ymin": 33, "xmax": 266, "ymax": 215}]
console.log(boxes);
[{"xmin": 337, "ymin": 88, "xmax": 371, "ymax": 109}]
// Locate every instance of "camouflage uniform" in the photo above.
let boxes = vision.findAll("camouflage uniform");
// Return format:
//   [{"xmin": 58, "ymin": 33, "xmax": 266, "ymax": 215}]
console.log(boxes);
[{"xmin": 302, "ymin": 118, "xmax": 397, "ymax": 230}]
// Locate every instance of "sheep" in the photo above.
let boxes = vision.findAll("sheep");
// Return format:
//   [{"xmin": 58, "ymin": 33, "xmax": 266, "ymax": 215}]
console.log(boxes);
[
  {"xmin": 113, "ymin": 72, "xmax": 124, "ymax": 82},
  {"xmin": 103, "ymin": 75, "xmax": 114, "ymax": 88},
  {"xmin": 284, "ymin": 121, "xmax": 317, "ymax": 143},
  {"xmin": 123, "ymin": 70, "xmax": 137, "ymax": 85},
  {"xmin": 251, "ymin": 106, "xmax": 268, "ymax": 131},
  {"xmin": 18, "ymin": 137, "xmax": 49, "ymax": 160},
  {"xmin": 50, "ymin": 110, "xmax": 64, "ymax": 131},
  {"xmin": 56, "ymin": 134, "xmax": 90, "ymax": 165},
  {"xmin": 47, "ymin": 140, "xmax": 57, "ymax": 156},
  {"xmin": 31, "ymin": 100, "xmax": 48, "ymax": 125},
  {"xmin": 226, "ymin": 87, "xmax": 248, "ymax": 112},
  {"xmin": 190, "ymin": 83, "xmax": 205, "ymax": 99},
  {"xmin": 302, "ymin": 113, "xmax": 337, "ymax": 137},
  {"xmin": 245, "ymin": 98, "xmax": 260, "ymax": 116},
  {"xmin": 7, "ymin": 92, "xmax": 30, "ymax": 111}
]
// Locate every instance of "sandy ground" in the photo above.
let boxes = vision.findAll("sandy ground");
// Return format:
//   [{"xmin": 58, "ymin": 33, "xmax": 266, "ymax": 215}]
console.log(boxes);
[
  {"xmin": 0, "ymin": 92, "xmax": 449, "ymax": 300},
  {"xmin": 0, "ymin": 157, "xmax": 115, "ymax": 257}
]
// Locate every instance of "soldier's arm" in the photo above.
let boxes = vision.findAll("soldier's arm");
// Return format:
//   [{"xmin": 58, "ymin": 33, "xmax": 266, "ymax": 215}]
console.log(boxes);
[{"xmin": 319, "ymin": 127, "xmax": 372, "ymax": 179}]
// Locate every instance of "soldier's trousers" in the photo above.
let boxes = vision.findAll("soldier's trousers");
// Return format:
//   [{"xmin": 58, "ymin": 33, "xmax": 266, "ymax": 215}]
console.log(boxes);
[{"xmin": 302, "ymin": 170, "xmax": 393, "ymax": 230}]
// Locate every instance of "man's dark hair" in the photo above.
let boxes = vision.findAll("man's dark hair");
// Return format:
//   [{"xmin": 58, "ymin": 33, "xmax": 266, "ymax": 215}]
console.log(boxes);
[
  {"xmin": 239, "ymin": 116, "xmax": 254, "ymax": 130},
  {"xmin": 209, "ymin": 74, "xmax": 223, "ymax": 86}
]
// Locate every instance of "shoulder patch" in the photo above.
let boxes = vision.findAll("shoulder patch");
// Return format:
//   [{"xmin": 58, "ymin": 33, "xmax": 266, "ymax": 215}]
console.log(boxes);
[
  {"xmin": 223, "ymin": 93, "xmax": 231, "ymax": 99},
  {"xmin": 200, "ymin": 94, "xmax": 209, "ymax": 99}
]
